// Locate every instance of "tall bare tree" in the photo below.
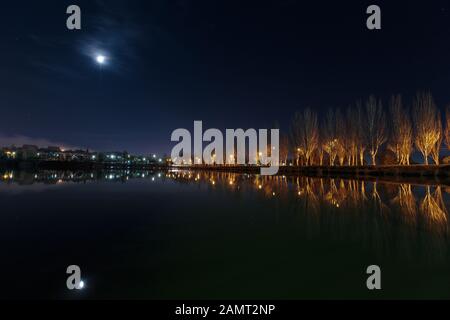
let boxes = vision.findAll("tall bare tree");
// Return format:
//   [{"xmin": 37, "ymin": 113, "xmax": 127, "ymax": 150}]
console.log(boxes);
[
  {"xmin": 413, "ymin": 92, "xmax": 441, "ymax": 165},
  {"xmin": 289, "ymin": 114, "xmax": 302, "ymax": 166},
  {"xmin": 365, "ymin": 95, "xmax": 386, "ymax": 165},
  {"xmin": 317, "ymin": 128, "xmax": 325, "ymax": 166},
  {"xmin": 355, "ymin": 101, "xmax": 366, "ymax": 165},
  {"xmin": 279, "ymin": 134, "xmax": 289, "ymax": 165},
  {"xmin": 388, "ymin": 95, "xmax": 413, "ymax": 165},
  {"xmin": 346, "ymin": 106, "xmax": 359, "ymax": 165},
  {"xmin": 336, "ymin": 109, "xmax": 347, "ymax": 165},
  {"xmin": 322, "ymin": 109, "xmax": 338, "ymax": 166},
  {"xmin": 317, "ymin": 145, "xmax": 324, "ymax": 166},
  {"xmin": 445, "ymin": 105, "xmax": 450, "ymax": 152},
  {"xmin": 431, "ymin": 116, "xmax": 443, "ymax": 165},
  {"xmin": 290, "ymin": 108, "xmax": 319, "ymax": 166}
]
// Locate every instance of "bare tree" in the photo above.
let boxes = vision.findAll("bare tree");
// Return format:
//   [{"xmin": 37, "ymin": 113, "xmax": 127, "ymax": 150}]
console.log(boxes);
[
  {"xmin": 289, "ymin": 114, "xmax": 302, "ymax": 166},
  {"xmin": 317, "ymin": 145, "xmax": 324, "ymax": 166},
  {"xmin": 388, "ymin": 95, "xmax": 413, "ymax": 165},
  {"xmin": 317, "ymin": 129, "xmax": 325, "ymax": 166},
  {"xmin": 322, "ymin": 109, "xmax": 338, "ymax": 166},
  {"xmin": 346, "ymin": 106, "xmax": 359, "ymax": 165},
  {"xmin": 388, "ymin": 96, "xmax": 401, "ymax": 163},
  {"xmin": 279, "ymin": 134, "xmax": 289, "ymax": 165},
  {"xmin": 365, "ymin": 95, "xmax": 386, "ymax": 165},
  {"xmin": 431, "ymin": 116, "xmax": 443, "ymax": 165},
  {"xmin": 445, "ymin": 105, "xmax": 450, "ymax": 152},
  {"xmin": 300, "ymin": 108, "xmax": 319, "ymax": 165},
  {"xmin": 290, "ymin": 108, "xmax": 319, "ymax": 166},
  {"xmin": 336, "ymin": 109, "xmax": 347, "ymax": 165},
  {"xmin": 355, "ymin": 101, "xmax": 366, "ymax": 165},
  {"xmin": 413, "ymin": 92, "xmax": 441, "ymax": 165}
]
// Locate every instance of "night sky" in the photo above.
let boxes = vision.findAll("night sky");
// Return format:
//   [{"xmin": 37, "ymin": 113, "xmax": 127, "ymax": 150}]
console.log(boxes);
[{"xmin": 2, "ymin": 0, "xmax": 450, "ymax": 155}]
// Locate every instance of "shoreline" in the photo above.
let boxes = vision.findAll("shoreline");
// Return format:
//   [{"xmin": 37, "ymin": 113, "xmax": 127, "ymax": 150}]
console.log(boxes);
[
  {"xmin": 0, "ymin": 159, "xmax": 168, "ymax": 171},
  {"xmin": 175, "ymin": 164, "xmax": 450, "ymax": 186},
  {"xmin": 2, "ymin": 160, "xmax": 450, "ymax": 186}
]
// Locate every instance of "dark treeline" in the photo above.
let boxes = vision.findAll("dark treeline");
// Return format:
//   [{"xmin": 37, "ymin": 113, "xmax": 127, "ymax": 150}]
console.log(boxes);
[{"xmin": 281, "ymin": 92, "xmax": 450, "ymax": 166}]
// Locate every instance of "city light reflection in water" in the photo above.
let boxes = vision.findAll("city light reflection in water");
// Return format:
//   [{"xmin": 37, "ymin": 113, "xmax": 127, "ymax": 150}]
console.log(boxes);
[{"xmin": 1, "ymin": 169, "xmax": 450, "ymax": 299}]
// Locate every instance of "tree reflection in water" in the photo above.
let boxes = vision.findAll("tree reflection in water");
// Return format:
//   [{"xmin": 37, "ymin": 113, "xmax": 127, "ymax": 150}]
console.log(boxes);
[
  {"xmin": 165, "ymin": 171, "xmax": 450, "ymax": 261},
  {"xmin": 2, "ymin": 169, "xmax": 450, "ymax": 262}
]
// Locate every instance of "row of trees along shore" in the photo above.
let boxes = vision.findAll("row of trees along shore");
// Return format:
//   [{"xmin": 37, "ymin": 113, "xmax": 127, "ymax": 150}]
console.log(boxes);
[{"xmin": 284, "ymin": 92, "xmax": 450, "ymax": 166}]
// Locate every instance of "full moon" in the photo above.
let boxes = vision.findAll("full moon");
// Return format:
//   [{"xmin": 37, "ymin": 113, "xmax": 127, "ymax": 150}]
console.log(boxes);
[{"xmin": 96, "ymin": 55, "xmax": 106, "ymax": 64}]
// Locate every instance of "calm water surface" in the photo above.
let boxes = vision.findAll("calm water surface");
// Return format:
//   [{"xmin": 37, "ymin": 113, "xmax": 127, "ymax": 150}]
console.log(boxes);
[{"xmin": 2, "ymin": 169, "xmax": 450, "ymax": 299}]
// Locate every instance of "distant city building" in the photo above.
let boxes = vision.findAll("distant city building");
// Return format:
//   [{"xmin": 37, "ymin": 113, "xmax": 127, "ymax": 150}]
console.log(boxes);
[
  {"xmin": 18, "ymin": 145, "xmax": 38, "ymax": 160},
  {"xmin": 37, "ymin": 146, "xmax": 62, "ymax": 161},
  {"xmin": 1, "ymin": 144, "xmax": 164, "ymax": 166},
  {"xmin": 1, "ymin": 147, "xmax": 17, "ymax": 159}
]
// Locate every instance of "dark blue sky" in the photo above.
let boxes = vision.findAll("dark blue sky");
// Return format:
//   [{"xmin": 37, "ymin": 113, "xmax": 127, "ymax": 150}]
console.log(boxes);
[{"xmin": 1, "ymin": 0, "xmax": 450, "ymax": 155}]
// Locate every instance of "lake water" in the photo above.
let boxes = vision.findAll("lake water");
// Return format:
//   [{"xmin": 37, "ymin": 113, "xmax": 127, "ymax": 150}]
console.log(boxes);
[{"xmin": 2, "ymin": 169, "xmax": 450, "ymax": 299}]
